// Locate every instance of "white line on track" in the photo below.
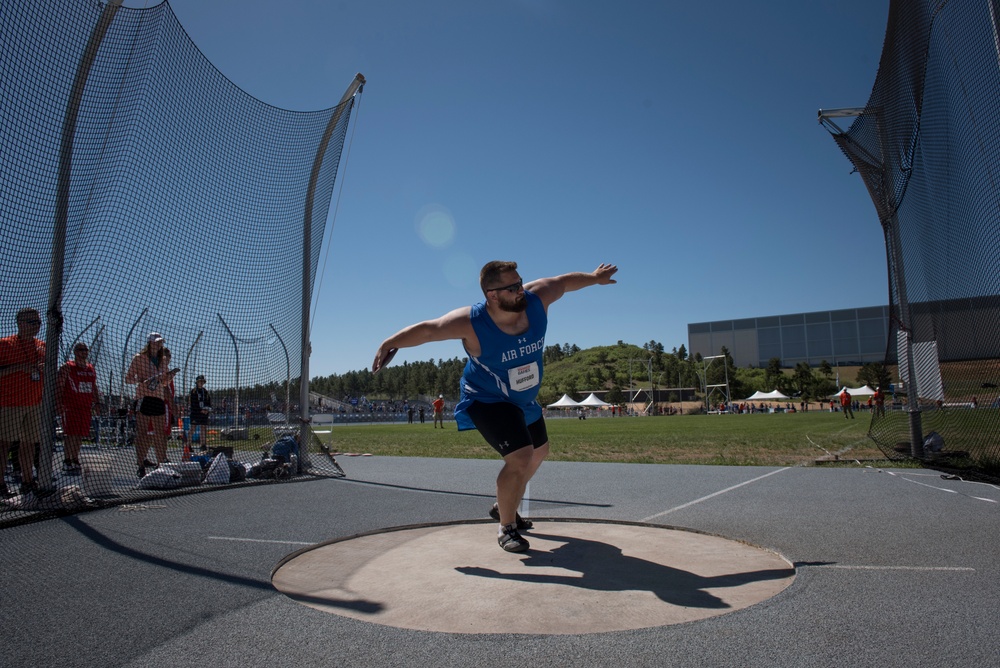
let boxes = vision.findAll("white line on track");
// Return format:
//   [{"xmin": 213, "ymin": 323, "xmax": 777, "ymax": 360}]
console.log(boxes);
[
  {"xmin": 874, "ymin": 469, "xmax": 999, "ymax": 504},
  {"xmin": 641, "ymin": 467, "xmax": 791, "ymax": 522},
  {"xmin": 811, "ymin": 564, "xmax": 975, "ymax": 572},
  {"xmin": 207, "ymin": 536, "xmax": 314, "ymax": 546}
]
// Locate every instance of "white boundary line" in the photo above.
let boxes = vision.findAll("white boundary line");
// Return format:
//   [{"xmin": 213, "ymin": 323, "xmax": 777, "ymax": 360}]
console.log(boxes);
[
  {"xmin": 641, "ymin": 467, "xmax": 791, "ymax": 522},
  {"xmin": 811, "ymin": 564, "xmax": 975, "ymax": 572},
  {"xmin": 873, "ymin": 469, "xmax": 1000, "ymax": 504},
  {"xmin": 207, "ymin": 536, "xmax": 314, "ymax": 546}
]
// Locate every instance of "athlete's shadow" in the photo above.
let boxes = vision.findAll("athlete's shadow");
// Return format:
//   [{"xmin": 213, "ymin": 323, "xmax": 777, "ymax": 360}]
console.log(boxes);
[{"xmin": 455, "ymin": 532, "xmax": 794, "ymax": 609}]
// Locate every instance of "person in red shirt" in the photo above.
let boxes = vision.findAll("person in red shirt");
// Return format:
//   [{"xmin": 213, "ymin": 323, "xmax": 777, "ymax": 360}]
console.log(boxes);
[
  {"xmin": 840, "ymin": 389, "xmax": 854, "ymax": 419},
  {"xmin": 432, "ymin": 394, "xmax": 446, "ymax": 428},
  {"xmin": 56, "ymin": 342, "xmax": 101, "ymax": 475},
  {"xmin": 0, "ymin": 308, "xmax": 46, "ymax": 496},
  {"xmin": 873, "ymin": 386, "xmax": 886, "ymax": 417}
]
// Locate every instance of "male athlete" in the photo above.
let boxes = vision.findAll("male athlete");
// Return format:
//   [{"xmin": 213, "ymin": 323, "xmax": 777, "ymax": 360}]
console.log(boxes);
[{"xmin": 373, "ymin": 261, "xmax": 618, "ymax": 552}]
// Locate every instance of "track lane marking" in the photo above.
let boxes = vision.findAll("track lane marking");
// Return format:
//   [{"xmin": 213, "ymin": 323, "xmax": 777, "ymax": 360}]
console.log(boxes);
[
  {"xmin": 207, "ymin": 536, "xmax": 314, "ymax": 546},
  {"xmin": 809, "ymin": 564, "xmax": 975, "ymax": 572},
  {"xmin": 641, "ymin": 467, "xmax": 791, "ymax": 522},
  {"xmin": 877, "ymin": 470, "xmax": 1000, "ymax": 504}
]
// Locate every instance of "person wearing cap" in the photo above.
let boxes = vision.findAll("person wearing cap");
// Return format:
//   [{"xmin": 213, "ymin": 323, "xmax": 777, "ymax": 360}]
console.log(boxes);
[
  {"xmin": 840, "ymin": 388, "xmax": 854, "ymax": 419},
  {"xmin": 432, "ymin": 394, "xmax": 446, "ymax": 428},
  {"xmin": 0, "ymin": 308, "xmax": 46, "ymax": 496},
  {"xmin": 873, "ymin": 385, "xmax": 886, "ymax": 417},
  {"xmin": 188, "ymin": 374, "xmax": 212, "ymax": 448},
  {"xmin": 56, "ymin": 341, "xmax": 101, "ymax": 475},
  {"xmin": 125, "ymin": 332, "xmax": 177, "ymax": 477}
]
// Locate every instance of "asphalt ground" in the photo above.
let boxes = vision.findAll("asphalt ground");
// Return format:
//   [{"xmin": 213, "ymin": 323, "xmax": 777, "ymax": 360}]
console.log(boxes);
[{"xmin": 1, "ymin": 456, "xmax": 998, "ymax": 667}]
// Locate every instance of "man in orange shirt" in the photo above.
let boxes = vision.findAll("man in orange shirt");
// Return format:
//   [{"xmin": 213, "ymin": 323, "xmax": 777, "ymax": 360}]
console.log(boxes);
[
  {"xmin": 873, "ymin": 386, "xmax": 886, "ymax": 417},
  {"xmin": 0, "ymin": 308, "xmax": 46, "ymax": 496},
  {"xmin": 432, "ymin": 394, "xmax": 446, "ymax": 428},
  {"xmin": 840, "ymin": 388, "xmax": 854, "ymax": 419}
]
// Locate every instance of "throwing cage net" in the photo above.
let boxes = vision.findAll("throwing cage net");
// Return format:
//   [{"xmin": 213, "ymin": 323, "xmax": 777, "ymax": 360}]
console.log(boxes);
[
  {"xmin": 1, "ymin": 0, "xmax": 359, "ymax": 526},
  {"xmin": 822, "ymin": 0, "xmax": 1000, "ymax": 476}
]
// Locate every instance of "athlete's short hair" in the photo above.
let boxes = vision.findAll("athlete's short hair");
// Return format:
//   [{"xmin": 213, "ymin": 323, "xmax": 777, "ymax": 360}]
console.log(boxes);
[{"xmin": 480, "ymin": 260, "xmax": 518, "ymax": 296}]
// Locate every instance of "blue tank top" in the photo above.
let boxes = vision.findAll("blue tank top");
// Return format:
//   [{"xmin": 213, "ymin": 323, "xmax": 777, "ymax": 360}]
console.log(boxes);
[{"xmin": 454, "ymin": 290, "xmax": 547, "ymax": 431}]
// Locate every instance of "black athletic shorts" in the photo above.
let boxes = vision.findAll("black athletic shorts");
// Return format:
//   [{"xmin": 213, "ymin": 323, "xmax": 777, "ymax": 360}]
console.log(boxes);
[
  {"xmin": 139, "ymin": 396, "xmax": 166, "ymax": 417},
  {"xmin": 465, "ymin": 400, "xmax": 548, "ymax": 457}
]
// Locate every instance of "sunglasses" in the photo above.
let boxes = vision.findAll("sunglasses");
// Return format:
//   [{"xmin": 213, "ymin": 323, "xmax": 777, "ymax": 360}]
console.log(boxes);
[
  {"xmin": 21, "ymin": 319, "xmax": 41, "ymax": 325},
  {"xmin": 488, "ymin": 280, "xmax": 523, "ymax": 294}
]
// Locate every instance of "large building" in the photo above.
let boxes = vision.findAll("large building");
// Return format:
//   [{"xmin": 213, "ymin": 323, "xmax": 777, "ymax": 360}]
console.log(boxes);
[
  {"xmin": 690, "ymin": 296, "xmax": 1000, "ymax": 369},
  {"xmin": 688, "ymin": 306, "xmax": 891, "ymax": 369}
]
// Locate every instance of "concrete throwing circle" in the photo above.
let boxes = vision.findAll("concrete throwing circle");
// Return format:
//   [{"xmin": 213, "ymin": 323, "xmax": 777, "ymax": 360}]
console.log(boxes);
[{"xmin": 271, "ymin": 519, "xmax": 795, "ymax": 635}]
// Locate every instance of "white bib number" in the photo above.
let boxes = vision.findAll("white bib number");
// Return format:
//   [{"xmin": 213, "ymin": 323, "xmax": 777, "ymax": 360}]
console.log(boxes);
[
  {"xmin": 77, "ymin": 381, "xmax": 93, "ymax": 394},
  {"xmin": 508, "ymin": 361, "xmax": 540, "ymax": 393}
]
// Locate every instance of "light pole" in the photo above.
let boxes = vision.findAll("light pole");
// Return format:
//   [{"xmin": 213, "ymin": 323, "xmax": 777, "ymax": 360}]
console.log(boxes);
[
  {"xmin": 628, "ymin": 357, "xmax": 636, "ymax": 415},
  {"xmin": 647, "ymin": 355, "xmax": 654, "ymax": 415}
]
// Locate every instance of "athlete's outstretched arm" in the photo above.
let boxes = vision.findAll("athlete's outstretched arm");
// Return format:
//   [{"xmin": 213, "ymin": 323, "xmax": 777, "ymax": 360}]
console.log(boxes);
[
  {"xmin": 525, "ymin": 263, "xmax": 618, "ymax": 310},
  {"xmin": 372, "ymin": 306, "xmax": 473, "ymax": 373}
]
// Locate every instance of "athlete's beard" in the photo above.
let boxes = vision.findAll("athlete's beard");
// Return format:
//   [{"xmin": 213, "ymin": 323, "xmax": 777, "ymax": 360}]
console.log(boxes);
[{"xmin": 497, "ymin": 294, "xmax": 527, "ymax": 313}]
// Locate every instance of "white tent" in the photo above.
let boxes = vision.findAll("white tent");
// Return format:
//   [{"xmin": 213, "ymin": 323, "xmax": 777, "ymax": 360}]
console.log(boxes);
[
  {"xmin": 745, "ymin": 389, "xmax": 790, "ymax": 401},
  {"xmin": 547, "ymin": 394, "xmax": 580, "ymax": 408},
  {"xmin": 578, "ymin": 393, "xmax": 611, "ymax": 407},
  {"xmin": 832, "ymin": 385, "xmax": 877, "ymax": 398}
]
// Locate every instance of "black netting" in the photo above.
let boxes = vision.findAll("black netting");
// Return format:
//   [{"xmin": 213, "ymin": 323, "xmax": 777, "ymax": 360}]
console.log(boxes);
[
  {"xmin": 825, "ymin": 0, "xmax": 1000, "ymax": 475},
  {"xmin": 1, "ymin": 0, "xmax": 357, "ymax": 525}
]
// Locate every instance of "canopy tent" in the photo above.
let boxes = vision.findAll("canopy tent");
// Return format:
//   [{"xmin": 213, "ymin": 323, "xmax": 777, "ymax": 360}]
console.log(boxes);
[
  {"xmin": 547, "ymin": 394, "xmax": 580, "ymax": 408},
  {"xmin": 832, "ymin": 385, "xmax": 877, "ymax": 398},
  {"xmin": 578, "ymin": 393, "xmax": 612, "ymax": 407},
  {"xmin": 745, "ymin": 389, "xmax": 790, "ymax": 401}
]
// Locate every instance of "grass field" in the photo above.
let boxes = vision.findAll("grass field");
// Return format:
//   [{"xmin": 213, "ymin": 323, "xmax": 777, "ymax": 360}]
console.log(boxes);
[{"xmin": 312, "ymin": 411, "xmax": 895, "ymax": 468}]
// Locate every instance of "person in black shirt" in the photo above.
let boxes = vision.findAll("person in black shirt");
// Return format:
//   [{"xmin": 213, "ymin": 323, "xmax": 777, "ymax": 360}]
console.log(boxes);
[{"xmin": 189, "ymin": 375, "xmax": 212, "ymax": 449}]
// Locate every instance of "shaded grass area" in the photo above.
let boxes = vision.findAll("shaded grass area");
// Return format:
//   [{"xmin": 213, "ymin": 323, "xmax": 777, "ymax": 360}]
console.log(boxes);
[{"xmin": 318, "ymin": 411, "xmax": 893, "ymax": 467}]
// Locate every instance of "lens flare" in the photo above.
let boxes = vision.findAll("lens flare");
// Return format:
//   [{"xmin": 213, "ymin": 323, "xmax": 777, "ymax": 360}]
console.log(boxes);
[{"xmin": 415, "ymin": 204, "xmax": 455, "ymax": 248}]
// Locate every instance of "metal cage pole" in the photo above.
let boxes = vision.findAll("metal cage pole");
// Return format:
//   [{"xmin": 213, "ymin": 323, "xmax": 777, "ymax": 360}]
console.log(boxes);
[
  {"xmin": 181, "ymin": 331, "xmax": 205, "ymax": 401},
  {"xmin": 269, "ymin": 324, "xmax": 291, "ymax": 426},
  {"xmin": 39, "ymin": 0, "xmax": 125, "ymax": 492},
  {"xmin": 299, "ymin": 73, "xmax": 365, "ymax": 431},
  {"xmin": 886, "ymin": 214, "xmax": 924, "ymax": 457},
  {"xmin": 120, "ymin": 308, "xmax": 148, "ymax": 407},
  {"xmin": 217, "ymin": 315, "xmax": 239, "ymax": 429},
  {"xmin": 819, "ymin": 106, "xmax": 923, "ymax": 457}
]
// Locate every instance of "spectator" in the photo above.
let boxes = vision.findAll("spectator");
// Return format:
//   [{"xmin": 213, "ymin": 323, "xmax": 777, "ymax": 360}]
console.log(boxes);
[
  {"xmin": 873, "ymin": 386, "xmax": 886, "ymax": 417},
  {"xmin": 56, "ymin": 342, "xmax": 101, "ymax": 475},
  {"xmin": 189, "ymin": 374, "xmax": 212, "ymax": 448},
  {"xmin": 840, "ymin": 389, "xmax": 854, "ymax": 419},
  {"xmin": 125, "ymin": 333, "xmax": 178, "ymax": 478},
  {"xmin": 433, "ymin": 394, "xmax": 446, "ymax": 428},
  {"xmin": 0, "ymin": 308, "xmax": 46, "ymax": 496}
]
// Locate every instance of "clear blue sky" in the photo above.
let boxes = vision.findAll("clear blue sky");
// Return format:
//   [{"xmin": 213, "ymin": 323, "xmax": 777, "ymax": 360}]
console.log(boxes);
[{"xmin": 129, "ymin": 0, "xmax": 891, "ymax": 377}]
